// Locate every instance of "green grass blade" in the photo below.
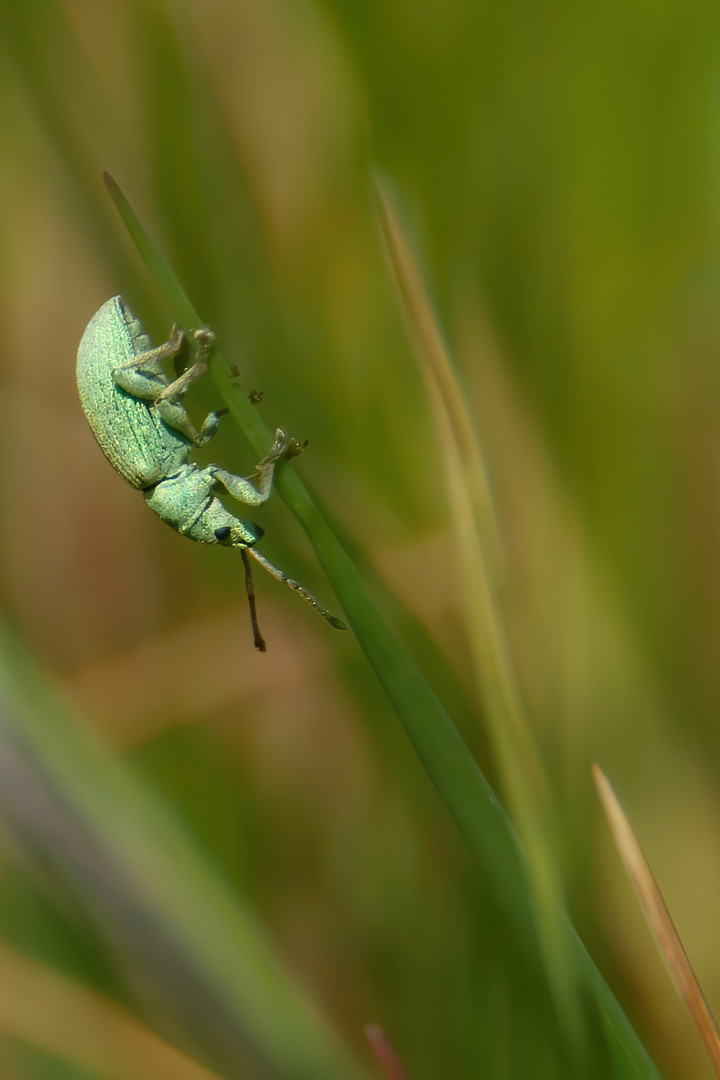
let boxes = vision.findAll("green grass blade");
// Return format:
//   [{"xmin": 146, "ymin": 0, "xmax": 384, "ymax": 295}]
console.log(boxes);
[{"xmin": 104, "ymin": 172, "xmax": 200, "ymax": 331}]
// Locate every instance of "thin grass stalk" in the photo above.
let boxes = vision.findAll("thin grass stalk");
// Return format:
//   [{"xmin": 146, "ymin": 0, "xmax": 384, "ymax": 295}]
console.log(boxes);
[{"xmin": 594, "ymin": 765, "xmax": 720, "ymax": 1077}]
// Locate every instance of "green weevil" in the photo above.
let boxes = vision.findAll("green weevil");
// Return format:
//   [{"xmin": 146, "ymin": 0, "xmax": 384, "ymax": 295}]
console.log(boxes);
[{"xmin": 76, "ymin": 295, "xmax": 346, "ymax": 650}]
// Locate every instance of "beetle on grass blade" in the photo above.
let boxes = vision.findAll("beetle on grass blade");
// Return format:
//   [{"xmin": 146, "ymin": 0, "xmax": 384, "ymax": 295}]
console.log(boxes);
[{"xmin": 76, "ymin": 296, "xmax": 346, "ymax": 651}]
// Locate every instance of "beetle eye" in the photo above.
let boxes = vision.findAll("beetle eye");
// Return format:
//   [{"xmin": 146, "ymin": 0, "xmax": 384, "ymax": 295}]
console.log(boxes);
[{"xmin": 214, "ymin": 526, "xmax": 232, "ymax": 542}]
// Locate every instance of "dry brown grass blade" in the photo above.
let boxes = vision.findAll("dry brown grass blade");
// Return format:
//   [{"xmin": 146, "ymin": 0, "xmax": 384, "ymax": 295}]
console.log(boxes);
[
  {"xmin": 371, "ymin": 178, "xmax": 503, "ymax": 579},
  {"xmin": 372, "ymin": 177, "xmax": 584, "ymax": 1053},
  {"xmin": 0, "ymin": 942, "xmax": 222, "ymax": 1080},
  {"xmin": 593, "ymin": 764, "xmax": 720, "ymax": 1076}
]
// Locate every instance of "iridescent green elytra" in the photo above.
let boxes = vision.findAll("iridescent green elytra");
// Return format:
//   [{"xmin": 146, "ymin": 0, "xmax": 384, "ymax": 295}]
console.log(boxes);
[{"xmin": 76, "ymin": 296, "xmax": 346, "ymax": 649}]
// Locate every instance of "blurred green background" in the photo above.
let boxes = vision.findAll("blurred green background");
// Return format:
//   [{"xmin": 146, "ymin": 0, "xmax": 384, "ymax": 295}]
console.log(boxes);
[{"xmin": 1, "ymin": 0, "xmax": 719, "ymax": 1077}]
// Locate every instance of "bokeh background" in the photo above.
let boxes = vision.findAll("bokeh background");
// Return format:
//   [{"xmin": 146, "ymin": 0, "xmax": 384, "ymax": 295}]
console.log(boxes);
[{"xmin": 1, "ymin": 0, "xmax": 720, "ymax": 1077}]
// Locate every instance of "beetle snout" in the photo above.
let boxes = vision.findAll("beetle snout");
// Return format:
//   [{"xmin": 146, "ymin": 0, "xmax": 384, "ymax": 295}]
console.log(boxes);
[{"xmin": 214, "ymin": 522, "xmax": 265, "ymax": 546}]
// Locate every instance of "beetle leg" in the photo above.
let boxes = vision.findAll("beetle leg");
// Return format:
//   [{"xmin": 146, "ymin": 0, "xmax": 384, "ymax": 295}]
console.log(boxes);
[
  {"xmin": 196, "ymin": 409, "xmax": 224, "ymax": 445},
  {"xmin": 250, "ymin": 427, "xmax": 307, "ymax": 488},
  {"xmin": 114, "ymin": 325, "xmax": 216, "ymax": 406},
  {"xmin": 210, "ymin": 428, "xmax": 307, "ymax": 506},
  {"xmin": 155, "ymin": 327, "xmax": 217, "ymax": 404},
  {"xmin": 113, "ymin": 326, "xmax": 184, "ymax": 400},
  {"xmin": 113, "ymin": 325, "xmax": 221, "ymax": 447},
  {"xmin": 254, "ymin": 426, "xmax": 307, "ymax": 470},
  {"xmin": 112, "ymin": 366, "xmax": 205, "ymax": 445},
  {"xmin": 149, "ymin": 400, "xmax": 210, "ymax": 446},
  {"xmin": 210, "ymin": 464, "xmax": 275, "ymax": 507}
]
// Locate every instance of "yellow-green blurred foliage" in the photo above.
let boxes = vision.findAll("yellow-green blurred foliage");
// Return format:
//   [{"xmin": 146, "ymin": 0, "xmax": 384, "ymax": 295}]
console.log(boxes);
[{"xmin": 1, "ymin": 1, "xmax": 719, "ymax": 1077}]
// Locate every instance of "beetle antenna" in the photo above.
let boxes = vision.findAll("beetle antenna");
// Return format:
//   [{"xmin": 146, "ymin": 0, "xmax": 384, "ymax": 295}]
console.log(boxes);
[
  {"xmin": 241, "ymin": 548, "xmax": 267, "ymax": 652},
  {"xmin": 247, "ymin": 547, "xmax": 347, "ymax": 631}
]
